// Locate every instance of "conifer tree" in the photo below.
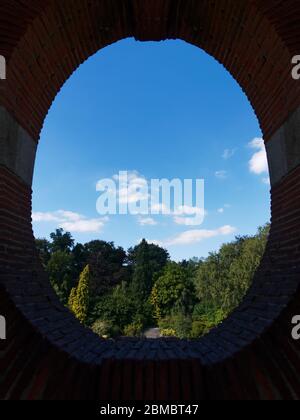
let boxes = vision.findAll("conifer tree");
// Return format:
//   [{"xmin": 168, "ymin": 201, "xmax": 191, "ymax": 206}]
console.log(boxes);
[
  {"xmin": 68, "ymin": 287, "xmax": 77, "ymax": 313},
  {"xmin": 71, "ymin": 265, "xmax": 90, "ymax": 324}
]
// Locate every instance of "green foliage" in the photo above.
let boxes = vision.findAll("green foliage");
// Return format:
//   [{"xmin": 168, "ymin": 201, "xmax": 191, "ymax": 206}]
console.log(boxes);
[
  {"xmin": 72, "ymin": 243, "xmax": 88, "ymax": 281},
  {"xmin": 91, "ymin": 320, "xmax": 120, "ymax": 338},
  {"xmin": 130, "ymin": 240, "xmax": 154, "ymax": 299},
  {"xmin": 71, "ymin": 265, "xmax": 90, "ymax": 324},
  {"xmin": 191, "ymin": 309, "xmax": 226, "ymax": 338},
  {"xmin": 68, "ymin": 287, "xmax": 77, "ymax": 312},
  {"xmin": 50, "ymin": 228, "xmax": 74, "ymax": 253},
  {"xmin": 171, "ymin": 313, "xmax": 193, "ymax": 339},
  {"xmin": 151, "ymin": 263, "xmax": 196, "ymax": 320},
  {"xmin": 35, "ymin": 238, "xmax": 51, "ymax": 267},
  {"xmin": 85, "ymin": 240, "xmax": 129, "ymax": 295},
  {"xmin": 129, "ymin": 240, "xmax": 169, "ymax": 299},
  {"xmin": 194, "ymin": 224, "xmax": 270, "ymax": 317},
  {"xmin": 160, "ymin": 328, "xmax": 176, "ymax": 337},
  {"xmin": 128, "ymin": 240, "xmax": 170, "ymax": 272},
  {"xmin": 37, "ymin": 223, "xmax": 269, "ymax": 340},
  {"xmin": 191, "ymin": 320, "xmax": 209, "ymax": 338},
  {"xmin": 89, "ymin": 282, "xmax": 136, "ymax": 329},
  {"xmin": 124, "ymin": 321, "xmax": 143, "ymax": 337},
  {"xmin": 47, "ymin": 250, "xmax": 75, "ymax": 304},
  {"xmin": 158, "ymin": 313, "xmax": 192, "ymax": 338}
]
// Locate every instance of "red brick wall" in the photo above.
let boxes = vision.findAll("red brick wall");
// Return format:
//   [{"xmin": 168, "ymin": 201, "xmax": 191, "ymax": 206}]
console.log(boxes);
[
  {"xmin": 1, "ymin": 0, "xmax": 300, "ymax": 142},
  {"xmin": 1, "ymin": 141, "xmax": 300, "ymax": 399},
  {"xmin": 1, "ymin": 0, "xmax": 300, "ymax": 400}
]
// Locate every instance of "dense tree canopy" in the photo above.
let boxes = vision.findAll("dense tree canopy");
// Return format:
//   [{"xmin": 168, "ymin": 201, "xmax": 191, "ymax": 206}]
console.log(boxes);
[
  {"xmin": 36, "ymin": 223, "xmax": 269, "ymax": 339},
  {"xmin": 50, "ymin": 228, "xmax": 74, "ymax": 253},
  {"xmin": 151, "ymin": 263, "xmax": 195, "ymax": 319},
  {"xmin": 35, "ymin": 238, "xmax": 51, "ymax": 268},
  {"xmin": 47, "ymin": 250, "xmax": 75, "ymax": 304},
  {"xmin": 194, "ymin": 224, "xmax": 269, "ymax": 317},
  {"xmin": 86, "ymin": 240, "xmax": 129, "ymax": 295}
]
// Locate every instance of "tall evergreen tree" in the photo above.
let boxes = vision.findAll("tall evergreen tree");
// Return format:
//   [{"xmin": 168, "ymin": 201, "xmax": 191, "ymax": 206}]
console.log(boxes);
[
  {"xmin": 130, "ymin": 240, "xmax": 153, "ymax": 300},
  {"xmin": 71, "ymin": 265, "xmax": 90, "ymax": 324},
  {"xmin": 68, "ymin": 287, "xmax": 77, "ymax": 313}
]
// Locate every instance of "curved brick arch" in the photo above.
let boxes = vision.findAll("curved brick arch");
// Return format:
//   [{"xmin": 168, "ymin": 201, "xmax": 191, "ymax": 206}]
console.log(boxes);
[{"xmin": 1, "ymin": 0, "xmax": 300, "ymax": 400}]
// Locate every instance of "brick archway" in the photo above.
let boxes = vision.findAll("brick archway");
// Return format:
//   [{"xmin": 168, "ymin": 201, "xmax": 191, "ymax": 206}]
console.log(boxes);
[{"xmin": 1, "ymin": 0, "xmax": 300, "ymax": 400}]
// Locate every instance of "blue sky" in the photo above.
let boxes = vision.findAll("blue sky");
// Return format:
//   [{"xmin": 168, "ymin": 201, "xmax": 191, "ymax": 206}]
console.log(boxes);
[{"xmin": 32, "ymin": 38, "xmax": 270, "ymax": 261}]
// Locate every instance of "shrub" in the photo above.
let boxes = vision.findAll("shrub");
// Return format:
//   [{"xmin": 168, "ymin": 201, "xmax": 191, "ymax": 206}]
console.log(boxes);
[
  {"xmin": 172, "ymin": 313, "xmax": 192, "ymax": 339},
  {"xmin": 92, "ymin": 320, "xmax": 112, "ymax": 337},
  {"xmin": 160, "ymin": 328, "xmax": 176, "ymax": 337},
  {"xmin": 191, "ymin": 319, "xmax": 212, "ymax": 338},
  {"xmin": 88, "ymin": 283, "xmax": 135, "ymax": 329},
  {"xmin": 158, "ymin": 317, "xmax": 173, "ymax": 330},
  {"xmin": 158, "ymin": 314, "xmax": 192, "ymax": 339},
  {"xmin": 124, "ymin": 321, "xmax": 143, "ymax": 337},
  {"xmin": 191, "ymin": 309, "xmax": 227, "ymax": 338},
  {"xmin": 92, "ymin": 319, "xmax": 120, "ymax": 338}
]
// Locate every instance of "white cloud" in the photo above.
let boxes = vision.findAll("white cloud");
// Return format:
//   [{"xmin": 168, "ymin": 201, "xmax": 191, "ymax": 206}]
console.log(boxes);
[
  {"xmin": 262, "ymin": 177, "xmax": 271, "ymax": 185},
  {"xmin": 55, "ymin": 210, "xmax": 82, "ymax": 222},
  {"xmin": 249, "ymin": 138, "xmax": 268, "ymax": 175},
  {"xmin": 32, "ymin": 212, "xmax": 61, "ymax": 222},
  {"xmin": 222, "ymin": 149, "xmax": 236, "ymax": 160},
  {"xmin": 113, "ymin": 170, "xmax": 149, "ymax": 205},
  {"xmin": 32, "ymin": 210, "xmax": 108, "ymax": 233},
  {"xmin": 60, "ymin": 218, "xmax": 107, "ymax": 233},
  {"xmin": 149, "ymin": 225, "xmax": 237, "ymax": 247},
  {"xmin": 217, "ymin": 204, "xmax": 230, "ymax": 214},
  {"xmin": 173, "ymin": 205, "xmax": 206, "ymax": 226},
  {"xmin": 138, "ymin": 217, "xmax": 157, "ymax": 226},
  {"xmin": 215, "ymin": 170, "xmax": 228, "ymax": 180},
  {"xmin": 173, "ymin": 205, "xmax": 203, "ymax": 216}
]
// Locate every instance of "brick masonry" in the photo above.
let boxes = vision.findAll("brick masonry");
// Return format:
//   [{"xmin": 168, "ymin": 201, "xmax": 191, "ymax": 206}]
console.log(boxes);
[{"xmin": 0, "ymin": 0, "xmax": 300, "ymax": 400}]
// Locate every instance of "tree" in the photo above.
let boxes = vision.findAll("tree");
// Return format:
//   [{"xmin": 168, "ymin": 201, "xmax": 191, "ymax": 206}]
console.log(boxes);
[
  {"xmin": 35, "ymin": 238, "xmax": 51, "ymax": 267},
  {"xmin": 130, "ymin": 240, "xmax": 153, "ymax": 300},
  {"xmin": 89, "ymin": 282, "xmax": 136, "ymax": 330},
  {"xmin": 85, "ymin": 240, "xmax": 129, "ymax": 295},
  {"xmin": 194, "ymin": 224, "xmax": 270, "ymax": 316},
  {"xmin": 50, "ymin": 228, "xmax": 74, "ymax": 253},
  {"xmin": 70, "ymin": 265, "xmax": 90, "ymax": 324},
  {"xmin": 72, "ymin": 243, "xmax": 88, "ymax": 280},
  {"xmin": 129, "ymin": 239, "xmax": 170, "ymax": 301},
  {"xmin": 151, "ymin": 262, "xmax": 196, "ymax": 320},
  {"xmin": 46, "ymin": 250, "xmax": 75, "ymax": 304},
  {"xmin": 68, "ymin": 287, "xmax": 77, "ymax": 312},
  {"xmin": 128, "ymin": 240, "xmax": 170, "ymax": 274},
  {"xmin": 180, "ymin": 258, "xmax": 201, "ymax": 282}
]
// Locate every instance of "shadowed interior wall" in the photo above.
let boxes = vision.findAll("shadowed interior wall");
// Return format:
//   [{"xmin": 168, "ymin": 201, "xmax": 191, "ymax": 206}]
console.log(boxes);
[{"xmin": 1, "ymin": 0, "xmax": 300, "ymax": 400}]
